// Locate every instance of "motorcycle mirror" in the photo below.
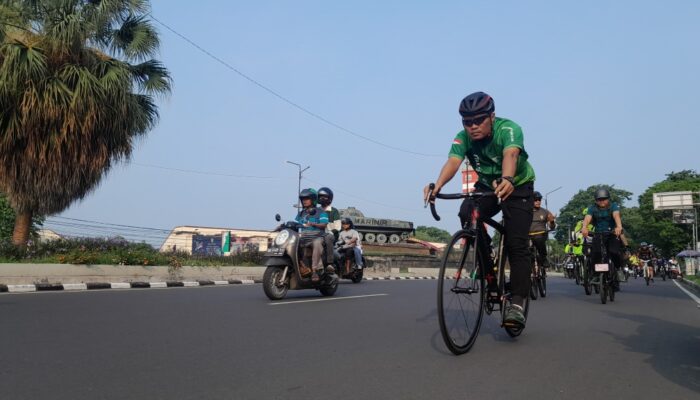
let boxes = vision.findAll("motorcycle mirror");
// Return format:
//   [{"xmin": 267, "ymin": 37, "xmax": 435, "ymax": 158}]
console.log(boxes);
[{"xmin": 275, "ymin": 214, "xmax": 281, "ymax": 222}]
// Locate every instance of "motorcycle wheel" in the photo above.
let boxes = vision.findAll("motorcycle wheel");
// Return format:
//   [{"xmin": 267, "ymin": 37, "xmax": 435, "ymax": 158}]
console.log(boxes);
[
  {"xmin": 351, "ymin": 268, "xmax": 364, "ymax": 283},
  {"xmin": 263, "ymin": 266, "xmax": 289, "ymax": 300}
]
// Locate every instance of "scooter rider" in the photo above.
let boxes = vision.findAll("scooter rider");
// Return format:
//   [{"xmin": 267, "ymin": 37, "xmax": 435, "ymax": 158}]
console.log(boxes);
[
  {"xmin": 318, "ymin": 187, "xmax": 341, "ymax": 265},
  {"xmin": 295, "ymin": 188, "xmax": 329, "ymax": 282},
  {"xmin": 337, "ymin": 217, "xmax": 363, "ymax": 273}
]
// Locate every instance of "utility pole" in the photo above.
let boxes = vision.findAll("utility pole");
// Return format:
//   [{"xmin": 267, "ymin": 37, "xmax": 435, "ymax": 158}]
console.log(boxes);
[
  {"xmin": 544, "ymin": 186, "xmax": 563, "ymax": 213},
  {"xmin": 286, "ymin": 160, "xmax": 310, "ymax": 208}
]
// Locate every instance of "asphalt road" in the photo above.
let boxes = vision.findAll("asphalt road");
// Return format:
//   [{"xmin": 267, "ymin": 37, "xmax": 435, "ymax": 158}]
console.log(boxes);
[{"xmin": 1, "ymin": 276, "xmax": 698, "ymax": 400}]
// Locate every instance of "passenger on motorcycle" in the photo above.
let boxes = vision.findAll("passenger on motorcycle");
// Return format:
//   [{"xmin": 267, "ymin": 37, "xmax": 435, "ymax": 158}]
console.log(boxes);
[
  {"xmin": 337, "ymin": 217, "xmax": 363, "ymax": 274},
  {"xmin": 529, "ymin": 191, "xmax": 556, "ymax": 269},
  {"xmin": 581, "ymin": 188, "xmax": 624, "ymax": 291},
  {"xmin": 318, "ymin": 187, "xmax": 341, "ymax": 264},
  {"xmin": 295, "ymin": 188, "xmax": 329, "ymax": 282}
]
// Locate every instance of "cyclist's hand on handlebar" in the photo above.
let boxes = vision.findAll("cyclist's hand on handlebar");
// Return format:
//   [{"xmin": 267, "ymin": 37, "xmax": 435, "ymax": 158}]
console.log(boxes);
[
  {"xmin": 491, "ymin": 178, "xmax": 514, "ymax": 200},
  {"xmin": 581, "ymin": 228, "xmax": 589, "ymax": 238},
  {"xmin": 423, "ymin": 183, "xmax": 440, "ymax": 205}
]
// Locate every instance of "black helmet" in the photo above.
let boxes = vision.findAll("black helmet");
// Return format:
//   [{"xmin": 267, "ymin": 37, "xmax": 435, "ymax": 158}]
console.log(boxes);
[
  {"xmin": 317, "ymin": 187, "xmax": 334, "ymax": 206},
  {"xmin": 534, "ymin": 191, "xmax": 543, "ymax": 200},
  {"xmin": 340, "ymin": 217, "xmax": 353, "ymax": 227},
  {"xmin": 299, "ymin": 188, "xmax": 317, "ymax": 205},
  {"xmin": 594, "ymin": 188, "xmax": 610, "ymax": 200},
  {"xmin": 459, "ymin": 91, "xmax": 495, "ymax": 117}
]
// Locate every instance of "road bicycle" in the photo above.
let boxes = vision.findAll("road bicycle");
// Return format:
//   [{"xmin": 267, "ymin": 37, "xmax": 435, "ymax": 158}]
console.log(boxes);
[{"xmin": 427, "ymin": 184, "xmax": 530, "ymax": 355}]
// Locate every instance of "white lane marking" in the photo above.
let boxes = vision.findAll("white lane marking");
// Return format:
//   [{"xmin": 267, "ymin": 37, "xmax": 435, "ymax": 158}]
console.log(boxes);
[
  {"xmin": 673, "ymin": 280, "xmax": 700, "ymax": 306},
  {"xmin": 63, "ymin": 283, "xmax": 87, "ymax": 291},
  {"xmin": 150, "ymin": 282, "xmax": 167, "ymax": 288},
  {"xmin": 269, "ymin": 293, "xmax": 388, "ymax": 306}
]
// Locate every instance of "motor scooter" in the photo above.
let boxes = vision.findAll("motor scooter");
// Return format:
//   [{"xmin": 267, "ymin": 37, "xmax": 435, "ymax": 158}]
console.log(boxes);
[{"xmin": 262, "ymin": 214, "xmax": 339, "ymax": 300}]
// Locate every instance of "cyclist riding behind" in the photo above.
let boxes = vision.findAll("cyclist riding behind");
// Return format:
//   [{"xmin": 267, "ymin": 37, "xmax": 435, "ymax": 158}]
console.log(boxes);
[
  {"xmin": 423, "ymin": 91, "xmax": 536, "ymax": 328},
  {"xmin": 581, "ymin": 188, "xmax": 624, "ymax": 291},
  {"xmin": 529, "ymin": 191, "xmax": 556, "ymax": 271},
  {"xmin": 638, "ymin": 242, "xmax": 655, "ymax": 282}
]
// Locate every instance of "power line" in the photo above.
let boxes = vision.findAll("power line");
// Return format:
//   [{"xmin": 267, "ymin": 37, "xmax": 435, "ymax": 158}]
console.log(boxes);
[
  {"xmin": 132, "ymin": 162, "xmax": 283, "ymax": 179},
  {"xmin": 148, "ymin": 14, "xmax": 442, "ymax": 158}
]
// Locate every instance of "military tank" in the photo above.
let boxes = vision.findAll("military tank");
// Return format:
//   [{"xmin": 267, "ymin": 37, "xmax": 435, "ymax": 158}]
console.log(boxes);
[{"xmin": 339, "ymin": 207, "xmax": 414, "ymax": 244}]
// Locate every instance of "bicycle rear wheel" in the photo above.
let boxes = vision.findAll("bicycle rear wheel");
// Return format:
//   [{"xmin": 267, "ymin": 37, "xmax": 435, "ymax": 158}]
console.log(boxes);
[
  {"xmin": 600, "ymin": 273, "xmax": 607, "ymax": 304},
  {"xmin": 538, "ymin": 269, "xmax": 547, "ymax": 298},
  {"xmin": 437, "ymin": 231, "xmax": 484, "ymax": 355},
  {"xmin": 529, "ymin": 275, "xmax": 538, "ymax": 300}
]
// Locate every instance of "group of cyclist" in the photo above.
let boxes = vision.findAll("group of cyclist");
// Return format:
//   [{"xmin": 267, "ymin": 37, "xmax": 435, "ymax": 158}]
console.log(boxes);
[{"xmin": 423, "ymin": 90, "xmax": 660, "ymax": 332}]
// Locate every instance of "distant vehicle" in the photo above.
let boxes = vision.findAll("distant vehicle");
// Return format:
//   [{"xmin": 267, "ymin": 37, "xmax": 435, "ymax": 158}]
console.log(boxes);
[{"xmin": 339, "ymin": 207, "xmax": 414, "ymax": 244}]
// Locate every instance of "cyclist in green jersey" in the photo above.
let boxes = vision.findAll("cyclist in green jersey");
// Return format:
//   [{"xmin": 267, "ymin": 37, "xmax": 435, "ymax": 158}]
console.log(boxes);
[{"xmin": 424, "ymin": 91, "xmax": 535, "ymax": 328}]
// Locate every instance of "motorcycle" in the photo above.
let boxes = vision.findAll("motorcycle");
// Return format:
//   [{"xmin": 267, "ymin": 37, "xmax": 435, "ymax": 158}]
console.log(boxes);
[
  {"xmin": 334, "ymin": 244, "xmax": 366, "ymax": 283},
  {"xmin": 262, "ymin": 214, "xmax": 339, "ymax": 300}
]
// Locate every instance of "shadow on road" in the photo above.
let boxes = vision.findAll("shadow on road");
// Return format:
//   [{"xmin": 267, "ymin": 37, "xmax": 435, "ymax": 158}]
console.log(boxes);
[{"xmin": 603, "ymin": 311, "xmax": 700, "ymax": 394}]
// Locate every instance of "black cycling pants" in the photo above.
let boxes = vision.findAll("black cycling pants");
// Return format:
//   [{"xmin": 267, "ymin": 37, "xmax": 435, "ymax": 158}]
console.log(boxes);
[
  {"xmin": 530, "ymin": 234, "xmax": 549, "ymax": 268},
  {"xmin": 459, "ymin": 182, "xmax": 534, "ymax": 302}
]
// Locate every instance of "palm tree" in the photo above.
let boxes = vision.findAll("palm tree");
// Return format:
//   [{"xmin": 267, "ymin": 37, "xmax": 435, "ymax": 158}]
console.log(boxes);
[{"xmin": 0, "ymin": 0, "xmax": 171, "ymax": 245}]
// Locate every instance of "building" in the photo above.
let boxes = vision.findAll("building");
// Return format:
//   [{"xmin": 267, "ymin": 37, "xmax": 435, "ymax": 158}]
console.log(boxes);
[{"xmin": 159, "ymin": 226, "xmax": 276, "ymax": 255}]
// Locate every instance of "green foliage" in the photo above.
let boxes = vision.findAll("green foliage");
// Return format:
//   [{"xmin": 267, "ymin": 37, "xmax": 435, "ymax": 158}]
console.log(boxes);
[
  {"xmin": 0, "ymin": 236, "xmax": 264, "ymax": 266},
  {"xmin": 414, "ymin": 226, "xmax": 452, "ymax": 243},
  {"xmin": 634, "ymin": 170, "xmax": 700, "ymax": 257},
  {"xmin": 555, "ymin": 184, "xmax": 632, "ymax": 242}
]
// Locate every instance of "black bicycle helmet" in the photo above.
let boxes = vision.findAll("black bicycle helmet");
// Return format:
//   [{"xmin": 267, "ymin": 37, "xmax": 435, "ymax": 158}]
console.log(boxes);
[
  {"xmin": 459, "ymin": 91, "xmax": 495, "ymax": 117},
  {"xmin": 317, "ymin": 187, "xmax": 334, "ymax": 206},
  {"xmin": 534, "ymin": 191, "xmax": 543, "ymax": 200},
  {"xmin": 299, "ymin": 188, "xmax": 317, "ymax": 205},
  {"xmin": 594, "ymin": 188, "xmax": 610, "ymax": 200}
]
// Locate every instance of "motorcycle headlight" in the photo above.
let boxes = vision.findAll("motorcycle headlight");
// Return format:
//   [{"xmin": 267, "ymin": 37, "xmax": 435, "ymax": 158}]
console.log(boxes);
[{"xmin": 274, "ymin": 230, "xmax": 290, "ymax": 246}]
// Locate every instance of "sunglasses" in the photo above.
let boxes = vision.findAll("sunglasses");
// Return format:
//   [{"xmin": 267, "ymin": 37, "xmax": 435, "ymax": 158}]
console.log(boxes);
[
  {"xmin": 462, "ymin": 114, "xmax": 490, "ymax": 127},
  {"xmin": 595, "ymin": 198, "xmax": 609, "ymax": 201}
]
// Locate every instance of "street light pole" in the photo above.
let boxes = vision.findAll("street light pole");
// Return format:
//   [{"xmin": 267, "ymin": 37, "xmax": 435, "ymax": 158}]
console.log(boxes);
[
  {"xmin": 544, "ymin": 186, "xmax": 563, "ymax": 213},
  {"xmin": 286, "ymin": 160, "xmax": 310, "ymax": 208}
]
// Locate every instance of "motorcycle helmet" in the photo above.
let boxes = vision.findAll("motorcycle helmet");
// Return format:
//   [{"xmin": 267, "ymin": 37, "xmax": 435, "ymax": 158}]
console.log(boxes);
[
  {"xmin": 299, "ymin": 188, "xmax": 318, "ymax": 205},
  {"xmin": 340, "ymin": 217, "xmax": 353, "ymax": 228},
  {"xmin": 534, "ymin": 191, "xmax": 543, "ymax": 200},
  {"xmin": 317, "ymin": 187, "xmax": 334, "ymax": 206},
  {"xmin": 459, "ymin": 91, "xmax": 495, "ymax": 117}
]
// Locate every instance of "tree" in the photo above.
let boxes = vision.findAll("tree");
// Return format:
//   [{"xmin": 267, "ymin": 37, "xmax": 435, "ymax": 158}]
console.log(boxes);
[
  {"xmin": 0, "ymin": 0, "xmax": 171, "ymax": 245},
  {"xmin": 554, "ymin": 185, "xmax": 632, "ymax": 243},
  {"xmin": 0, "ymin": 192, "xmax": 43, "ymax": 241},
  {"xmin": 635, "ymin": 170, "xmax": 700, "ymax": 257},
  {"xmin": 414, "ymin": 226, "xmax": 452, "ymax": 243}
]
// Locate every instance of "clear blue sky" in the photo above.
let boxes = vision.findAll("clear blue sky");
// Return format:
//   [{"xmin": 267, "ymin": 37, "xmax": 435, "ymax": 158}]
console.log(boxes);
[{"xmin": 49, "ymin": 0, "xmax": 700, "ymax": 245}]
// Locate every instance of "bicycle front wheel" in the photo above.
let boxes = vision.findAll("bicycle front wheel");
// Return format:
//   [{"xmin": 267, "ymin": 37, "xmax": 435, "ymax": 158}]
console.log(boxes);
[{"xmin": 437, "ymin": 231, "xmax": 484, "ymax": 355}]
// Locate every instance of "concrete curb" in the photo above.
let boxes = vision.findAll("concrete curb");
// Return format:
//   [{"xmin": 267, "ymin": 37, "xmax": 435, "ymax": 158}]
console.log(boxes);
[
  {"xmin": 680, "ymin": 278, "xmax": 700, "ymax": 293},
  {"xmin": 0, "ymin": 279, "xmax": 263, "ymax": 294}
]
